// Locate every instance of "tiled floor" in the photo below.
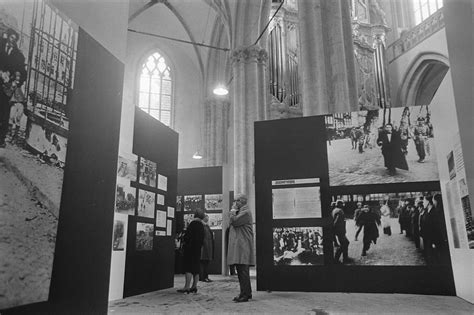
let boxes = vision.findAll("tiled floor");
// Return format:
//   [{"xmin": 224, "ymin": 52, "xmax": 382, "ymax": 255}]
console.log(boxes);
[{"xmin": 108, "ymin": 274, "xmax": 474, "ymax": 314}]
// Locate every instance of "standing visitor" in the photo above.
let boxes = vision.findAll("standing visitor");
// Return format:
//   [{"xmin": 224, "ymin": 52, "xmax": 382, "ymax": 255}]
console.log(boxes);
[
  {"xmin": 227, "ymin": 194, "xmax": 255, "ymax": 302},
  {"xmin": 177, "ymin": 209, "xmax": 205, "ymax": 294},
  {"xmin": 200, "ymin": 214, "xmax": 214, "ymax": 282}
]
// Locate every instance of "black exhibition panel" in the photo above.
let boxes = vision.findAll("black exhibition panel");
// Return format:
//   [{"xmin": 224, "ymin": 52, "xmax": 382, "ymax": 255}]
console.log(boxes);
[
  {"xmin": 44, "ymin": 28, "xmax": 124, "ymax": 313},
  {"xmin": 254, "ymin": 116, "xmax": 456, "ymax": 295},
  {"xmin": 177, "ymin": 166, "xmax": 223, "ymax": 274},
  {"xmin": 123, "ymin": 107, "xmax": 179, "ymax": 297}
]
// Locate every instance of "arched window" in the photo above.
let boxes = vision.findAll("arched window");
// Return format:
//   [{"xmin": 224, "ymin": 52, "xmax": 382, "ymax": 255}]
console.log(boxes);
[
  {"xmin": 138, "ymin": 52, "xmax": 173, "ymax": 126},
  {"xmin": 412, "ymin": 0, "xmax": 443, "ymax": 25}
]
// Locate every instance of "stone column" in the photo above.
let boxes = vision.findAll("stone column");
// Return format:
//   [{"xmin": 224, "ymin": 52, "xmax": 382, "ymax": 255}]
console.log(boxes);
[
  {"xmin": 204, "ymin": 98, "xmax": 230, "ymax": 166},
  {"xmin": 231, "ymin": 45, "xmax": 268, "ymax": 210},
  {"xmin": 297, "ymin": 0, "xmax": 358, "ymax": 115}
]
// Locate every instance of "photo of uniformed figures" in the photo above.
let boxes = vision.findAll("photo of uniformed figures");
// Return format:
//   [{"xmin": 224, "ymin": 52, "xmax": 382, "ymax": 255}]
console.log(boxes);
[
  {"xmin": 326, "ymin": 105, "xmax": 438, "ymax": 186},
  {"xmin": 330, "ymin": 191, "xmax": 450, "ymax": 266},
  {"xmin": 273, "ymin": 227, "xmax": 324, "ymax": 266}
]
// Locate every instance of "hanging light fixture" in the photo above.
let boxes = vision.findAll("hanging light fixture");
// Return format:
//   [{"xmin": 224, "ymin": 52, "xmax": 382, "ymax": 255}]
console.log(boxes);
[
  {"xmin": 192, "ymin": 151, "xmax": 203, "ymax": 159},
  {"xmin": 212, "ymin": 84, "xmax": 229, "ymax": 96}
]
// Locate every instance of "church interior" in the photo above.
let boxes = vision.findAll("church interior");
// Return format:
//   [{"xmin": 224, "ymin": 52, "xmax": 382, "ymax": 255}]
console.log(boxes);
[{"xmin": 0, "ymin": 0, "xmax": 473, "ymax": 313}]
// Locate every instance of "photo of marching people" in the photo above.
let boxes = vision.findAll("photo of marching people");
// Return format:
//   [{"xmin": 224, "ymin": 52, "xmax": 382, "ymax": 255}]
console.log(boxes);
[
  {"xmin": 273, "ymin": 227, "xmax": 324, "ymax": 266},
  {"xmin": 326, "ymin": 105, "xmax": 438, "ymax": 186},
  {"xmin": 330, "ymin": 191, "xmax": 449, "ymax": 266},
  {"xmin": 0, "ymin": 1, "xmax": 78, "ymax": 309}
]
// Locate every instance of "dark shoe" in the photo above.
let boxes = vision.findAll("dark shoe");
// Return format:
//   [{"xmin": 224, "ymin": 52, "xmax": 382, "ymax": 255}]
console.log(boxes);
[
  {"xmin": 203, "ymin": 278, "xmax": 213, "ymax": 282},
  {"xmin": 233, "ymin": 294, "xmax": 252, "ymax": 301},
  {"xmin": 177, "ymin": 288, "xmax": 189, "ymax": 293},
  {"xmin": 235, "ymin": 296, "xmax": 250, "ymax": 303},
  {"xmin": 361, "ymin": 251, "xmax": 367, "ymax": 256},
  {"xmin": 189, "ymin": 287, "xmax": 197, "ymax": 293}
]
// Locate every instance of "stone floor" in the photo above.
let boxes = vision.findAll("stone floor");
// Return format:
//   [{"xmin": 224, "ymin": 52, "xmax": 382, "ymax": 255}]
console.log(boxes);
[{"xmin": 108, "ymin": 274, "xmax": 474, "ymax": 314}]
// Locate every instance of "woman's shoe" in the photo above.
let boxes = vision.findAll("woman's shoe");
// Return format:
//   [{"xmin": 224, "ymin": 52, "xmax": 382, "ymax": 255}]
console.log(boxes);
[
  {"xmin": 177, "ymin": 288, "xmax": 189, "ymax": 293},
  {"xmin": 189, "ymin": 287, "xmax": 198, "ymax": 293}
]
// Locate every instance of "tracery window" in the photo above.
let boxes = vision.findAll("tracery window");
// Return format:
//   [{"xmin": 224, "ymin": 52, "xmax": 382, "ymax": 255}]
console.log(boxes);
[
  {"xmin": 412, "ymin": 0, "xmax": 443, "ymax": 25},
  {"xmin": 138, "ymin": 52, "xmax": 173, "ymax": 126}
]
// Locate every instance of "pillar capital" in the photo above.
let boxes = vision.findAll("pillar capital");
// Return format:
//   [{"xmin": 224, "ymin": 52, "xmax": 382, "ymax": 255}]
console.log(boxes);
[{"xmin": 231, "ymin": 45, "xmax": 268, "ymax": 65}]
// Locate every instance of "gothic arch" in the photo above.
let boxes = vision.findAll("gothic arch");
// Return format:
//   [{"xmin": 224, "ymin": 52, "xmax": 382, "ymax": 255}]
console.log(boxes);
[
  {"xmin": 397, "ymin": 52, "xmax": 450, "ymax": 107},
  {"xmin": 135, "ymin": 47, "xmax": 177, "ymax": 127}
]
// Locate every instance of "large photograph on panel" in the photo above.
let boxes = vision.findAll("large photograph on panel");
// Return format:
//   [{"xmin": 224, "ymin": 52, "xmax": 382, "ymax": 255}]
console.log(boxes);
[
  {"xmin": 331, "ymin": 189, "xmax": 450, "ymax": 266},
  {"xmin": 0, "ymin": 1, "xmax": 77, "ymax": 309},
  {"xmin": 326, "ymin": 106, "xmax": 438, "ymax": 186}
]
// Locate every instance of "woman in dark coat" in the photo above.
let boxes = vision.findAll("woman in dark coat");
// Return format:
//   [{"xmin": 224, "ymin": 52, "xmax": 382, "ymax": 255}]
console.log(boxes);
[
  {"xmin": 200, "ymin": 214, "xmax": 214, "ymax": 282},
  {"xmin": 177, "ymin": 208, "xmax": 205, "ymax": 293}
]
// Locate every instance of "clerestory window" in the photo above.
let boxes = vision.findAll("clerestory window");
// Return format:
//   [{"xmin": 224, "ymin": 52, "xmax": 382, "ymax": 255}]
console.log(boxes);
[{"xmin": 138, "ymin": 52, "xmax": 173, "ymax": 127}]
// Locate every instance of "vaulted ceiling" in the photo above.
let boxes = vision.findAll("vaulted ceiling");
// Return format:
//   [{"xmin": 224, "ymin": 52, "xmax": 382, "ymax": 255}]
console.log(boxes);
[{"xmin": 128, "ymin": 0, "xmax": 231, "ymax": 83}]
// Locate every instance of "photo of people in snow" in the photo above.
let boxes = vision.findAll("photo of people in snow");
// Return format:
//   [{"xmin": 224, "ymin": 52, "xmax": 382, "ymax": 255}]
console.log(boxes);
[
  {"xmin": 326, "ymin": 105, "xmax": 438, "ymax": 186},
  {"xmin": 330, "ymin": 191, "xmax": 450, "ymax": 266}
]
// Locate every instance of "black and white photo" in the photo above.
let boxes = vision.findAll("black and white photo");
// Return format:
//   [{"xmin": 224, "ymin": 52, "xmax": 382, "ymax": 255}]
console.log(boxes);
[
  {"xmin": 137, "ymin": 189, "xmax": 155, "ymax": 218},
  {"xmin": 330, "ymin": 190, "xmax": 450, "ymax": 265},
  {"xmin": 273, "ymin": 227, "xmax": 324, "ymax": 266},
  {"xmin": 139, "ymin": 158, "xmax": 157, "ymax": 187},
  {"xmin": 326, "ymin": 106, "xmax": 439, "ymax": 186},
  {"xmin": 0, "ymin": 1, "xmax": 78, "ymax": 309},
  {"xmin": 184, "ymin": 195, "xmax": 202, "ymax": 212},
  {"xmin": 117, "ymin": 154, "xmax": 138, "ymax": 182},
  {"xmin": 115, "ymin": 179, "xmax": 136, "ymax": 215},
  {"xmin": 136, "ymin": 222, "xmax": 153, "ymax": 251}
]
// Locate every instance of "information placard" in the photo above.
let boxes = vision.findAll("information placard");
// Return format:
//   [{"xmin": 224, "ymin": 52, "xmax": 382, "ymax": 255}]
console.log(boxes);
[{"xmin": 272, "ymin": 186, "xmax": 321, "ymax": 219}]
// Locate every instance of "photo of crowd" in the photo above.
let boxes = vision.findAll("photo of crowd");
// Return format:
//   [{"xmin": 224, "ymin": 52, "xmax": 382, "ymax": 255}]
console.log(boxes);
[
  {"xmin": 273, "ymin": 227, "xmax": 324, "ymax": 266},
  {"xmin": 184, "ymin": 195, "xmax": 202, "ymax": 212},
  {"xmin": 330, "ymin": 191, "xmax": 449, "ymax": 266},
  {"xmin": 205, "ymin": 194, "xmax": 223, "ymax": 210},
  {"xmin": 115, "ymin": 180, "xmax": 136, "ymax": 215},
  {"xmin": 326, "ymin": 106, "xmax": 439, "ymax": 186}
]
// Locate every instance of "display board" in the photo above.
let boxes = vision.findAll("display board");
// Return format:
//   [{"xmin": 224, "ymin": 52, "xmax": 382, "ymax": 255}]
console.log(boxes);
[
  {"xmin": 123, "ymin": 107, "xmax": 178, "ymax": 297},
  {"xmin": 255, "ymin": 110, "xmax": 456, "ymax": 295},
  {"xmin": 0, "ymin": 1, "xmax": 79, "ymax": 311},
  {"xmin": 176, "ymin": 166, "xmax": 223, "ymax": 274},
  {"xmin": 0, "ymin": 11, "xmax": 124, "ymax": 314}
]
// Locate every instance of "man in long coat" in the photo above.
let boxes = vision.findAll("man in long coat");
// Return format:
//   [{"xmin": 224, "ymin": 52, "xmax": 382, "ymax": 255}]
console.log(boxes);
[
  {"xmin": 377, "ymin": 123, "xmax": 408, "ymax": 175},
  {"xmin": 332, "ymin": 200, "xmax": 350, "ymax": 263},
  {"xmin": 227, "ymin": 194, "xmax": 255, "ymax": 302},
  {"xmin": 357, "ymin": 205, "xmax": 381, "ymax": 256},
  {"xmin": 0, "ymin": 28, "xmax": 25, "ymax": 148}
]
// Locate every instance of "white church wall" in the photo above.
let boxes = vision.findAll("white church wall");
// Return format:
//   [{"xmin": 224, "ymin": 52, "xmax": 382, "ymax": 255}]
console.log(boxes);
[
  {"xmin": 430, "ymin": 70, "xmax": 474, "ymax": 303},
  {"xmin": 387, "ymin": 28, "xmax": 449, "ymax": 107}
]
